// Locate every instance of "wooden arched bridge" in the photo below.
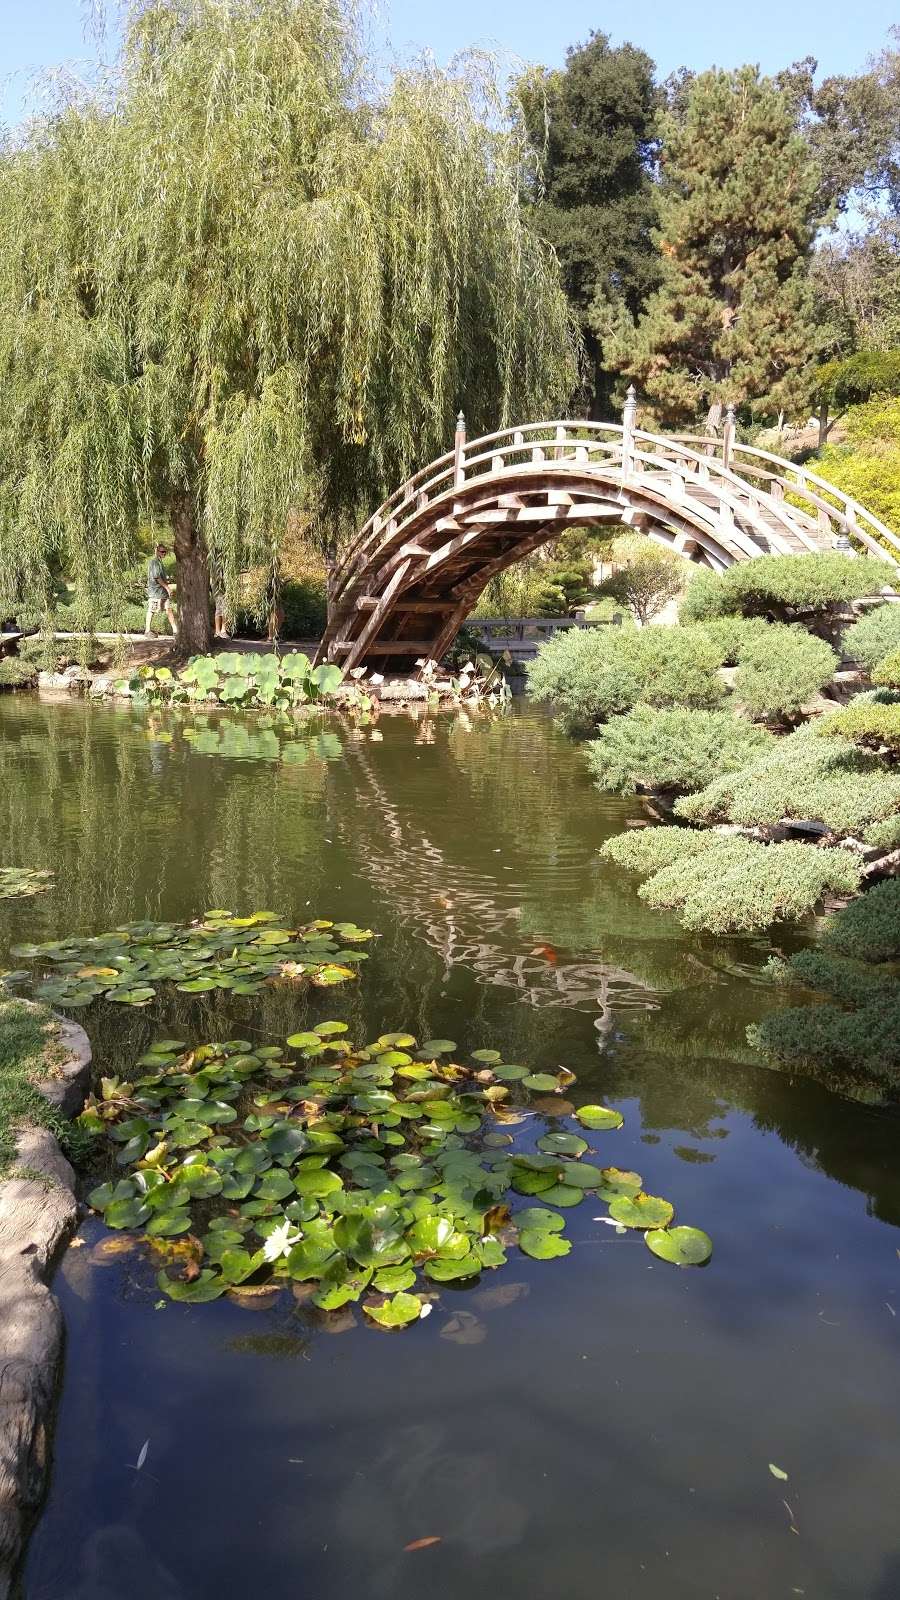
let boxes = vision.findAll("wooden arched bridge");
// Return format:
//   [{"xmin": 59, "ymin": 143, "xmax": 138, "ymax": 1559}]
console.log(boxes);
[{"xmin": 318, "ymin": 394, "xmax": 900, "ymax": 673}]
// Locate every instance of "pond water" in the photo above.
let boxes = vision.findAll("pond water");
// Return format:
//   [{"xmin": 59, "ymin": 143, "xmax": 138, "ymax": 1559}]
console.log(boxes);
[{"xmin": 2, "ymin": 695, "xmax": 899, "ymax": 1600}]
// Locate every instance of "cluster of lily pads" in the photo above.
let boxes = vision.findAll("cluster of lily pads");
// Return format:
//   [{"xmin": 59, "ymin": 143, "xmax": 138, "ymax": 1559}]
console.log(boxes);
[
  {"xmin": 81, "ymin": 1025, "xmax": 712, "ymax": 1325},
  {"xmin": 6, "ymin": 912, "xmax": 372, "ymax": 1009},
  {"xmin": 122, "ymin": 652, "xmax": 355, "ymax": 710},
  {"xmin": 0, "ymin": 866, "xmax": 54, "ymax": 900}
]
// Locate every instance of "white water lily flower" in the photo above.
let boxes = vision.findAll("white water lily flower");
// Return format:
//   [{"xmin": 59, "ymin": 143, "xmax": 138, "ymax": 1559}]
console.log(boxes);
[{"xmin": 263, "ymin": 1219, "xmax": 301, "ymax": 1262}]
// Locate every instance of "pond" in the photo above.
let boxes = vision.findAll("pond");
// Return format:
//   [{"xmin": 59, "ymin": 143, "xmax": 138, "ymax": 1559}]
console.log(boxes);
[{"xmin": 2, "ymin": 695, "xmax": 899, "ymax": 1600}]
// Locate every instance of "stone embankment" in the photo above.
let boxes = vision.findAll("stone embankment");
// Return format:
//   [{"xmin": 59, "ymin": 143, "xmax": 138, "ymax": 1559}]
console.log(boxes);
[{"xmin": 0, "ymin": 1011, "xmax": 91, "ymax": 1600}]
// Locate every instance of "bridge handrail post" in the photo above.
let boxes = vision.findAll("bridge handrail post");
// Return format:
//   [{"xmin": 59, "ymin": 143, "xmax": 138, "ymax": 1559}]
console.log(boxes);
[
  {"xmin": 621, "ymin": 386, "xmax": 637, "ymax": 480},
  {"xmin": 454, "ymin": 410, "xmax": 466, "ymax": 489},
  {"xmin": 722, "ymin": 404, "xmax": 736, "ymax": 473}
]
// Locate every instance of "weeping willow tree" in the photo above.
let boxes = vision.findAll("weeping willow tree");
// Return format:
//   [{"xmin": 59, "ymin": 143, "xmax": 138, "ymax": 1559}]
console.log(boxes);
[{"xmin": 0, "ymin": 0, "xmax": 577, "ymax": 651}]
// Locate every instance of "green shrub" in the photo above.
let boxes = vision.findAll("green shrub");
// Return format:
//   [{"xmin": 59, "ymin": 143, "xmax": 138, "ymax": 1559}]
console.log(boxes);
[
  {"xmin": 527, "ymin": 624, "xmax": 723, "ymax": 732},
  {"xmin": 676, "ymin": 727, "xmax": 900, "ymax": 836},
  {"xmin": 679, "ymin": 567, "xmax": 730, "ymax": 623},
  {"xmin": 842, "ymin": 603, "xmax": 900, "ymax": 670},
  {"xmin": 862, "ymin": 813, "xmax": 900, "ymax": 849},
  {"xmin": 815, "ymin": 698, "xmax": 900, "ymax": 752},
  {"xmin": 236, "ymin": 577, "xmax": 328, "ymax": 639},
  {"xmin": 733, "ymin": 628, "xmax": 837, "ymax": 720},
  {"xmin": 638, "ymin": 837, "xmax": 862, "ymax": 934},
  {"xmin": 586, "ymin": 706, "xmax": 772, "ymax": 795},
  {"xmin": 601, "ymin": 825, "xmax": 723, "ymax": 874},
  {"xmin": 822, "ymin": 878, "xmax": 900, "ymax": 963},
  {"xmin": 693, "ymin": 614, "xmax": 772, "ymax": 664},
  {"xmin": 678, "ymin": 552, "xmax": 892, "ymax": 622},
  {"xmin": 0, "ymin": 657, "xmax": 37, "ymax": 688},
  {"xmin": 873, "ymin": 646, "xmax": 900, "ymax": 688}
]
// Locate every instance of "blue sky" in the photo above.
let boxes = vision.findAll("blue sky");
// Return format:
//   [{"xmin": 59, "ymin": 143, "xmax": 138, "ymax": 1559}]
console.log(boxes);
[{"xmin": 1, "ymin": 0, "xmax": 896, "ymax": 127}]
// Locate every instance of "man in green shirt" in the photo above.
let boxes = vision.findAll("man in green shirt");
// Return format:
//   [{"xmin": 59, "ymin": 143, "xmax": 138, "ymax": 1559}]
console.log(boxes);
[{"xmin": 145, "ymin": 543, "xmax": 178, "ymax": 637}]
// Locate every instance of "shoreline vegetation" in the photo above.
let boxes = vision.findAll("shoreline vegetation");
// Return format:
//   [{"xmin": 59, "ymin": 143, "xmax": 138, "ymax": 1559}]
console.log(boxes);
[{"xmin": 526, "ymin": 551, "xmax": 900, "ymax": 1088}]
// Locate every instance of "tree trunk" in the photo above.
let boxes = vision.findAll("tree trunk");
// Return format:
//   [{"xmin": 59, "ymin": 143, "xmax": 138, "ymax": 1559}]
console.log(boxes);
[
  {"xmin": 171, "ymin": 495, "xmax": 212, "ymax": 655},
  {"xmin": 818, "ymin": 402, "xmax": 829, "ymax": 450}
]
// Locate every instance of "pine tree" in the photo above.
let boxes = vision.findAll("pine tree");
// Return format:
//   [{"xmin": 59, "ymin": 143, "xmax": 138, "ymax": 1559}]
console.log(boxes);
[
  {"xmin": 606, "ymin": 66, "xmax": 822, "ymax": 424},
  {"xmin": 516, "ymin": 31, "xmax": 660, "ymax": 418}
]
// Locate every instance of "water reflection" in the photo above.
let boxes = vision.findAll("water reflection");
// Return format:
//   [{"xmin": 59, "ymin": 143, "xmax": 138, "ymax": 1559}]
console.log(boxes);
[{"xmin": 4, "ymin": 695, "xmax": 900, "ymax": 1600}]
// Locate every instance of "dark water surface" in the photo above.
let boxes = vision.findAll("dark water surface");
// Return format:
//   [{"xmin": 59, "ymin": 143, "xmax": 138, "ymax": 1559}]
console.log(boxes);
[{"xmin": 2, "ymin": 696, "xmax": 899, "ymax": 1600}]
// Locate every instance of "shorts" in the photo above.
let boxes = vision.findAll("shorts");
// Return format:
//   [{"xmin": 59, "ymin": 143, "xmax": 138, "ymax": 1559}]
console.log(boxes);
[{"xmin": 146, "ymin": 596, "xmax": 168, "ymax": 613}]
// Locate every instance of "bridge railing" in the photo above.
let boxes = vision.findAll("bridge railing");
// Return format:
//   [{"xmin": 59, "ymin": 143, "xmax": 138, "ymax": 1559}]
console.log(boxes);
[{"xmin": 330, "ymin": 414, "xmax": 900, "ymax": 609}]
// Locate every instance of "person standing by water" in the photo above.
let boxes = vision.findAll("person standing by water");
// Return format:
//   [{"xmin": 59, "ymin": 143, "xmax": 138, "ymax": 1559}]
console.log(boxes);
[{"xmin": 145, "ymin": 544, "xmax": 178, "ymax": 637}]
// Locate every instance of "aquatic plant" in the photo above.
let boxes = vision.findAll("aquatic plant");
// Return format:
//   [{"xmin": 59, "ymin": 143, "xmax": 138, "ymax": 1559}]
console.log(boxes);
[
  {"xmin": 8, "ymin": 912, "xmax": 372, "ymax": 1009},
  {"xmin": 121, "ymin": 652, "xmax": 351, "ymax": 710},
  {"xmin": 0, "ymin": 867, "xmax": 54, "ymax": 900},
  {"xmin": 80, "ymin": 1027, "xmax": 711, "ymax": 1319}
]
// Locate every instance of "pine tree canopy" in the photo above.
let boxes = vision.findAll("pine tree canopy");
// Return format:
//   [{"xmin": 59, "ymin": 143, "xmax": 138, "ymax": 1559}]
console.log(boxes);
[
  {"xmin": 0, "ymin": 0, "xmax": 577, "ymax": 650},
  {"xmin": 606, "ymin": 66, "xmax": 823, "ymax": 424},
  {"xmin": 515, "ymin": 30, "xmax": 659, "ymax": 417}
]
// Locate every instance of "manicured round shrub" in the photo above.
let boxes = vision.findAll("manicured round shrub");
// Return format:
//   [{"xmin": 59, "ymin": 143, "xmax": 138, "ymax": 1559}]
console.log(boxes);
[
  {"xmin": 693, "ymin": 614, "xmax": 771, "ymax": 664},
  {"xmin": 586, "ymin": 705, "xmax": 772, "ymax": 795},
  {"xmin": 675, "ymin": 727, "xmax": 900, "ymax": 837},
  {"xmin": 680, "ymin": 552, "xmax": 892, "ymax": 623},
  {"xmin": 733, "ymin": 627, "xmax": 837, "ymax": 721},
  {"xmin": 816, "ymin": 698, "xmax": 900, "ymax": 753},
  {"xmin": 638, "ymin": 836, "xmax": 861, "ymax": 934},
  {"xmin": 601, "ymin": 825, "xmax": 721, "ymax": 875},
  {"xmin": 526, "ymin": 624, "xmax": 723, "ymax": 732},
  {"xmin": 842, "ymin": 603, "xmax": 900, "ymax": 671}
]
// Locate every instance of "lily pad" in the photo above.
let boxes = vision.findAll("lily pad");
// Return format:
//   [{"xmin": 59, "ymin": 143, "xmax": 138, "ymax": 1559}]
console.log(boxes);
[
  {"xmin": 576, "ymin": 1104, "xmax": 624, "ymax": 1131},
  {"xmin": 608, "ymin": 1193, "xmax": 675, "ymax": 1230},
  {"xmin": 364, "ymin": 1292, "xmax": 424, "ymax": 1327},
  {"xmin": 518, "ymin": 1230, "xmax": 571, "ymax": 1260},
  {"xmin": 645, "ymin": 1226, "xmax": 712, "ymax": 1266}
]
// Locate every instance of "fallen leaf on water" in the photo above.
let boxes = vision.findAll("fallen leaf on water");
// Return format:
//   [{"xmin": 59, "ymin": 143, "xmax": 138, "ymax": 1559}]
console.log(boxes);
[
  {"xmin": 404, "ymin": 1537, "xmax": 442, "ymax": 1552},
  {"xmin": 769, "ymin": 1463, "xmax": 789, "ymax": 1481},
  {"xmin": 68, "ymin": 1237, "xmax": 87, "ymax": 1249},
  {"xmin": 135, "ymin": 1440, "xmax": 150, "ymax": 1471}
]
